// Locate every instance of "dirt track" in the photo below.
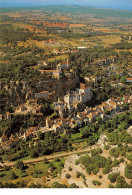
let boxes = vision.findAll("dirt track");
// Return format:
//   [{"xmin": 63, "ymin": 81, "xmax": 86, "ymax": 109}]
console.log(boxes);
[{"xmin": 2, "ymin": 146, "xmax": 94, "ymax": 167}]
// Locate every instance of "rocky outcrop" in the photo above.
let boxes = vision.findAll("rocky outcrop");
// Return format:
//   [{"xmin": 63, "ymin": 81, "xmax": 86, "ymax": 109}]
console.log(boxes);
[{"xmin": 2, "ymin": 71, "xmax": 79, "ymax": 106}]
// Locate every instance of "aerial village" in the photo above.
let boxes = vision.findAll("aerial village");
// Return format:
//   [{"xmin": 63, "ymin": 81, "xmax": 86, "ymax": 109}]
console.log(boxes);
[{"xmin": 0, "ymin": 56, "xmax": 132, "ymax": 151}]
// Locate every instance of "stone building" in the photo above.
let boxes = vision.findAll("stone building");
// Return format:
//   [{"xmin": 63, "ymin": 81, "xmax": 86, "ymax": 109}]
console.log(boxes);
[{"xmin": 64, "ymin": 83, "xmax": 92, "ymax": 108}]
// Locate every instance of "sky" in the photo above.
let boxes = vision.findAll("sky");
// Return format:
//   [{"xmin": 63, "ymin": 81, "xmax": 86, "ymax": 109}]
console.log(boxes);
[{"xmin": 0, "ymin": 0, "xmax": 132, "ymax": 10}]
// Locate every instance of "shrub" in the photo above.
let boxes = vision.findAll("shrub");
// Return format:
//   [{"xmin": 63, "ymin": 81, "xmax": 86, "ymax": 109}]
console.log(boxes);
[
  {"xmin": 108, "ymin": 172, "xmax": 120, "ymax": 183},
  {"xmin": 15, "ymin": 160, "xmax": 24, "ymax": 170},
  {"xmin": 69, "ymin": 183, "xmax": 79, "ymax": 188},
  {"xmin": 92, "ymin": 180, "xmax": 101, "ymax": 186},
  {"xmin": 75, "ymin": 160, "xmax": 80, "ymax": 165},
  {"xmin": 68, "ymin": 167, "xmax": 72, "ymax": 171},
  {"xmin": 99, "ymin": 175, "xmax": 102, "ymax": 179},
  {"xmin": 106, "ymin": 156, "xmax": 112, "ymax": 165},
  {"xmin": 96, "ymin": 181, "xmax": 101, "ymax": 186},
  {"xmin": 112, "ymin": 159, "xmax": 120, "ymax": 167},
  {"xmin": 54, "ymin": 157, "xmax": 60, "ymax": 162},
  {"xmin": 91, "ymin": 148, "xmax": 102, "ymax": 157},
  {"xmin": 43, "ymin": 158, "xmax": 48, "ymax": 164},
  {"xmin": 119, "ymin": 158, "xmax": 125, "ymax": 163},
  {"xmin": 93, "ymin": 167, "xmax": 99, "ymax": 175},
  {"xmin": 65, "ymin": 173, "xmax": 71, "ymax": 179},
  {"xmin": 110, "ymin": 148, "xmax": 120, "ymax": 158},
  {"xmin": 104, "ymin": 145, "xmax": 110, "ymax": 150},
  {"xmin": 59, "ymin": 162, "xmax": 64, "ymax": 168},
  {"xmin": 92, "ymin": 180, "xmax": 96, "ymax": 186},
  {"xmin": 30, "ymin": 150, "xmax": 39, "ymax": 158},
  {"xmin": 108, "ymin": 184, "xmax": 114, "ymax": 188},
  {"xmin": 102, "ymin": 165, "xmax": 112, "ymax": 174},
  {"xmin": 48, "ymin": 163, "xmax": 55, "ymax": 170},
  {"xmin": 52, "ymin": 182, "xmax": 67, "ymax": 188},
  {"xmin": 125, "ymin": 164, "xmax": 132, "ymax": 179},
  {"xmin": 76, "ymin": 172, "xmax": 81, "ymax": 178},
  {"xmin": 115, "ymin": 175, "xmax": 127, "ymax": 188}
]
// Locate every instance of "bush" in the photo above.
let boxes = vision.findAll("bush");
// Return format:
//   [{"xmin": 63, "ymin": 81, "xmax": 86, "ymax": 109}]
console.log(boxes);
[
  {"xmin": 69, "ymin": 183, "xmax": 79, "ymax": 188},
  {"xmin": 125, "ymin": 164, "xmax": 132, "ymax": 179},
  {"xmin": 108, "ymin": 172, "xmax": 119, "ymax": 183},
  {"xmin": 52, "ymin": 182, "xmax": 67, "ymax": 188},
  {"xmin": 104, "ymin": 145, "xmax": 110, "ymax": 150},
  {"xmin": 68, "ymin": 167, "xmax": 72, "ymax": 171},
  {"xmin": 92, "ymin": 180, "xmax": 101, "ymax": 186},
  {"xmin": 30, "ymin": 150, "xmax": 39, "ymax": 158},
  {"xmin": 76, "ymin": 172, "xmax": 81, "ymax": 178},
  {"xmin": 54, "ymin": 157, "xmax": 60, "ymax": 162},
  {"xmin": 108, "ymin": 184, "xmax": 114, "ymax": 188},
  {"xmin": 115, "ymin": 175, "xmax": 128, "ymax": 188},
  {"xmin": 15, "ymin": 180, "xmax": 27, "ymax": 188},
  {"xmin": 112, "ymin": 159, "xmax": 120, "ymax": 167},
  {"xmin": 43, "ymin": 158, "xmax": 48, "ymax": 164},
  {"xmin": 59, "ymin": 162, "xmax": 64, "ymax": 168},
  {"xmin": 102, "ymin": 165, "xmax": 112, "ymax": 174},
  {"xmin": 75, "ymin": 160, "xmax": 80, "ymax": 165},
  {"xmin": 15, "ymin": 160, "xmax": 24, "ymax": 170},
  {"xmin": 119, "ymin": 158, "xmax": 125, "ymax": 163},
  {"xmin": 65, "ymin": 173, "xmax": 71, "ymax": 179},
  {"xmin": 110, "ymin": 148, "xmax": 120, "ymax": 158},
  {"xmin": 93, "ymin": 167, "xmax": 99, "ymax": 175},
  {"xmin": 99, "ymin": 175, "xmax": 102, "ymax": 179},
  {"xmin": 91, "ymin": 148, "xmax": 102, "ymax": 157},
  {"xmin": 48, "ymin": 163, "xmax": 55, "ymax": 170}
]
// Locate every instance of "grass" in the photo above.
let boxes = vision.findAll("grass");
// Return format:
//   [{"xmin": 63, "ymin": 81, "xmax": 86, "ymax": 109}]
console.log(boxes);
[
  {"xmin": 14, "ymin": 168, "xmax": 28, "ymax": 178},
  {"xmin": 95, "ymin": 35, "xmax": 122, "ymax": 47},
  {"xmin": 52, "ymin": 158, "xmax": 65, "ymax": 174},
  {"xmin": 0, "ymin": 169, "xmax": 13, "ymax": 182},
  {"xmin": 34, "ymin": 163, "xmax": 49, "ymax": 175},
  {"xmin": 48, "ymin": 54, "xmax": 68, "ymax": 62},
  {"xmin": 71, "ymin": 133, "xmax": 81, "ymax": 140}
]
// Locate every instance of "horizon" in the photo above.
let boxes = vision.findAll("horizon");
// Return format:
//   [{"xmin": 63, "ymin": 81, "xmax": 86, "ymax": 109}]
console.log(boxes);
[{"xmin": 0, "ymin": 0, "xmax": 132, "ymax": 11}]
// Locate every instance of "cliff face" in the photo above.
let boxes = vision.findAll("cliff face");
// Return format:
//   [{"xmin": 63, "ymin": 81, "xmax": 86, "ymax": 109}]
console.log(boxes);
[
  {"xmin": 7, "ymin": 81, "xmax": 35, "ymax": 106},
  {"xmin": 35, "ymin": 71, "xmax": 79, "ymax": 101},
  {"xmin": 4, "ymin": 71, "xmax": 79, "ymax": 106}
]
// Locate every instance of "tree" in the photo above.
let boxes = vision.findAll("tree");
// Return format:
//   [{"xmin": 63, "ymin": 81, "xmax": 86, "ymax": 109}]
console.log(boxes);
[
  {"xmin": 15, "ymin": 160, "xmax": 24, "ymax": 170},
  {"xmin": 30, "ymin": 150, "xmax": 39, "ymax": 158},
  {"xmin": 120, "ymin": 76, "xmax": 126, "ymax": 83},
  {"xmin": 69, "ymin": 183, "xmax": 79, "ymax": 188},
  {"xmin": 125, "ymin": 164, "xmax": 132, "ymax": 179},
  {"xmin": 52, "ymin": 182, "xmax": 67, "ymax": 188},
  {"xmin": 108, "ymin": 172, "xmax": 119, "ymax": 183},
  {"xmin": 80, "ymin": 126, "xmax": 90, "ymax": 138},
  {"xmin": 116, "ymin": 175, "xmax": 127, "ymax": 188},
  {"xmin": 48, "ymin": 162, "xmax": 55, "ymax": 170},
  {"xmin": 65, "ymin": 173, "xmax": 71, "ymax": 179},
  {"xmin": 102, "ymin": 165, "xmax": 112, "ymax": 174}
]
